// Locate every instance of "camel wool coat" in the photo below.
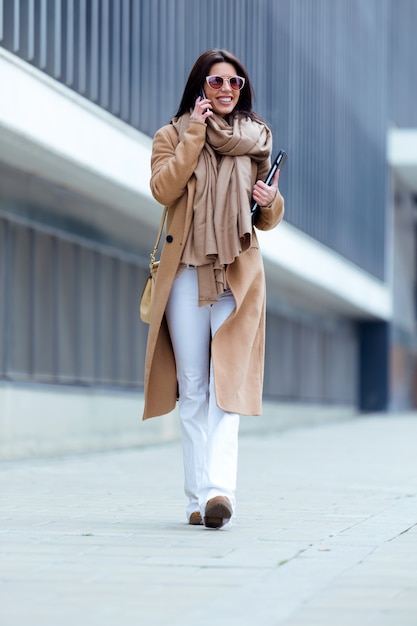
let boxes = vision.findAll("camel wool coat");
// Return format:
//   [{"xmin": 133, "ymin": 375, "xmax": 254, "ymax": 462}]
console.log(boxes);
[{"xmin": 142, "ymin": 119, "xmax": 284, "ymax": 420}]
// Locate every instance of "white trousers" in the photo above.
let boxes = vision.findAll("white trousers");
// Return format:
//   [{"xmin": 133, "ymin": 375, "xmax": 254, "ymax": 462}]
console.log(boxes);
[{"xmin": 165, "ymin": 266, "xmax": 240, "ymax": 521}]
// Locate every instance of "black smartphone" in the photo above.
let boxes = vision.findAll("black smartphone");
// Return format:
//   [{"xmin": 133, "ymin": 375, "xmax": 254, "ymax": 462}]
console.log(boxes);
[
  {"xmin": 198, "ymin": 87, "xmax": 209, "ymax": 113},
  {"xmin": 251, "ymin": 150, "xmax": 287, "ymax": 223}
]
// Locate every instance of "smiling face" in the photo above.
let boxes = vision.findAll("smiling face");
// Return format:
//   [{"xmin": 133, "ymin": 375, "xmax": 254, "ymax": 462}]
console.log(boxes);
[{"xmin": 203, "ymin": 62, "xmax": 242, "ymax": 117}]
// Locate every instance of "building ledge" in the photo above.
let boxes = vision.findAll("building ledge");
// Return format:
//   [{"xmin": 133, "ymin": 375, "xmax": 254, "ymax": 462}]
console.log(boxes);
[
  {"xmin": 0, "ymin": 47, "xmax": 157, "ymax": 229},
  {"xmin": 258, "ymin": 223, "xmax": 391, "ymax": 320}
]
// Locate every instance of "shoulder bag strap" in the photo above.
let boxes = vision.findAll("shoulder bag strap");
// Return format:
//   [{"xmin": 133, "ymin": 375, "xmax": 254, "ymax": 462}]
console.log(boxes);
[{"xmin": 150, "ymin": 206, "xmax": 168, "ymax": 265}]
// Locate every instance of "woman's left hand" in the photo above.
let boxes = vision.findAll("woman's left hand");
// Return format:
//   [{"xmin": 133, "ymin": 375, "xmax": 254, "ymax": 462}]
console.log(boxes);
[{"xmin": 252, "ymin": 169, "xmax": 280, "ymax": 207}]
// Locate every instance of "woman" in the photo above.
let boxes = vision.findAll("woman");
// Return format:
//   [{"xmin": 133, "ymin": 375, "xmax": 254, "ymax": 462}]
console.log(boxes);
[{"xmin": 143, "ymin": 49, "xmax": 284, "ymax": 529}]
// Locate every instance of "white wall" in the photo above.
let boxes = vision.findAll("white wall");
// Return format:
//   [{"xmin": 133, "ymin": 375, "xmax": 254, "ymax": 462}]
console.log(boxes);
[
  {"xmin": 0, "ymin": 382, "xmax": 356, "ymax": 460},
  {"xmin": 0, "ymin": 383, "xmax": 180, "ymax": 459}
]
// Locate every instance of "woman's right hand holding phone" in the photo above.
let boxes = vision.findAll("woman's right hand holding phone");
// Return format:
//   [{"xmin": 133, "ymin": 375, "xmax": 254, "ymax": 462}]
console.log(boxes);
[{"xmin": 190, "ymin": 95, "xmax": 212, "ymax": 123}]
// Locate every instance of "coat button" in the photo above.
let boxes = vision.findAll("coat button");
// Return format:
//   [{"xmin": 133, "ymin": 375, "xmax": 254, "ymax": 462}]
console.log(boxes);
[{"xmin": 166, "ymin": 235, "xmax": 173, "ymax": 243}]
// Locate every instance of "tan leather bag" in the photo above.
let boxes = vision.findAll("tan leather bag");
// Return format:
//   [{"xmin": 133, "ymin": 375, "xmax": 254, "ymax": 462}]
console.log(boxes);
[{"xmin": 139, "ymin": 207, "xmax": 168, "ymax": 324}]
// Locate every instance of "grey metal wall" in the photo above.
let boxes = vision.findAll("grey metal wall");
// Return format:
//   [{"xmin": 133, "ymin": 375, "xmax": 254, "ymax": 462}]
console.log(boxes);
[
  {"xmin": 0, "ymin": 210, "xmax": 148, "ymax": 387},
  {"xmin": 264, "ymin": 310, "xmax": 357, "ymax": 404},
  {"xmin": 2, "ymin": 0, "xmax": 415, "ymax": 281}
]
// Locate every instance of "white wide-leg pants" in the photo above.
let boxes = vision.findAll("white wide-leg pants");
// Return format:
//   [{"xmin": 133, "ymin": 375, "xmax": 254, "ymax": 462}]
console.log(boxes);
[{"xmin": 165, "ymin": 266, "xmax": 240, "ymax": 521}]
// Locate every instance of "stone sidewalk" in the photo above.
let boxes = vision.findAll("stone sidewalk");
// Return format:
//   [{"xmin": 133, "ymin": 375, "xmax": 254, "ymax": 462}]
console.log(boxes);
[{"xmin": 1, "ymin": 413, "xmax": 417, "ymax": 626}]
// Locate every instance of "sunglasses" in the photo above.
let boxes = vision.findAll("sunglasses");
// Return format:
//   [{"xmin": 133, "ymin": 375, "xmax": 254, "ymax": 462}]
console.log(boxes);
[{"xmin": 205, "ymin": 75, "xmax": 245, "ymax": 91}]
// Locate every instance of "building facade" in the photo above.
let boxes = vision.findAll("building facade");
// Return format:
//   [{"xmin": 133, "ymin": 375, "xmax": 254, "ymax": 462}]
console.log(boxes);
[{"xmin": 1, "ymin": 0, "xmax": 416, "ymax": 457}]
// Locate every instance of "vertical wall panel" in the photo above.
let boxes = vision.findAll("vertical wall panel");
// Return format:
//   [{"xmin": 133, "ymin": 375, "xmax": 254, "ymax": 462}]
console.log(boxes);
[
  {"xmin": 89, "ymin": 0, "xmax": 99, "ymax": 101},
  {"xmin": 27, "ymin": 0, "xmax": 35, "ymax": 59},
  {"xmin": 56, "ymin": 239, "xmax": 77, "ymax": 382},
  {"xmin": 39, "ymin": 0, "xmax": 47, "ymax": 68},
  {"xmin": 116, "ymin": 262, "xmax": 131, "ymax": 385},
  {"xmin": 33, "ymin": 231, "xmax": 55, "ymax": 381},
  {"xmin": 110, "ymin": 0, "xmax": 121, "ymax": 115},
  {"xmin": 129, "ymin": 0, "xmax": 140, "ymax": 128},
  {"xmin": 0, "ymin": 219, "xmax": 7, "ymax": 376},
  {"xmin": 0, "ymin": 213, "xmax": 148, "ymax": 390},
  {"xmin": 128, "ymin": 265, "xmax": 148, "ymax": 386},
  {"xmin": 1, "ymin": 0, "xmax": 13, "ymax": 48},
  {"xmin": 8, "ymin": 224, "xmax": 31, "ymax": 380},
  {"xmin": 78, "ymin": 247, "xmax": 97, "ymax": 383},
  {"xmin": 64, "ymin": 0, "xmax": 74, "ymax": 85},
  {"xmin": 52, "ymin": 0, "xmax": 62, "ymax": 78},
  {"xmin": 120, "ymin": 0, "xmax": 130, "ymax": 121},
  {"xmin": 99, "ymin": 0, "xmax": 110, "ymax": 108},
  {"xmin": 77, "ymin": 0, "xmax": 87, "ymax": 93}
]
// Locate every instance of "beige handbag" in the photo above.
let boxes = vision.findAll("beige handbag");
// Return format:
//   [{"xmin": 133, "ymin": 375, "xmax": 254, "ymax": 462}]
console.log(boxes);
[{"xmin": 140, "ymin": 206, "xmax": 168, "ymax": 323}]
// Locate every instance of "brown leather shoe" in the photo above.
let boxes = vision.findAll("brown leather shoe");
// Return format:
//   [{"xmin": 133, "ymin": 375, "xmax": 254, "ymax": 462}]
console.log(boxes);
[
  {"xmin": 204, "ymin": 496, "xmax": 232, "ymax": 529},
  {"xmin": 189, "ymin": 511, "xmax": 203, "ymax": 525}
]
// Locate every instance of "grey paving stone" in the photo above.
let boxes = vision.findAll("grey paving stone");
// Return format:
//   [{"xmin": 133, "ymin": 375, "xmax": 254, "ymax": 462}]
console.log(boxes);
[{"xmin": 1, "ymin": 414, "xmax": 417, "ymax": 626}]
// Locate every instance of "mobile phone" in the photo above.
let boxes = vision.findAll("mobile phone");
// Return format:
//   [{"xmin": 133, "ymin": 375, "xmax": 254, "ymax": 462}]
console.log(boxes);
[
  {"xmin": 251, "ymin": 150, "xmax": 287, "ymax": 223},
  {"xmin": 198, "ymin": 87, "xmax": 209, "ymax": 113}
]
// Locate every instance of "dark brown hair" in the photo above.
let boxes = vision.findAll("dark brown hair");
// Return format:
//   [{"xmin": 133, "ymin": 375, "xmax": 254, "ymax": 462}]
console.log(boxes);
[{"xmin": 174, "ymin": 49, "xmax": 262, "ymax": 123}]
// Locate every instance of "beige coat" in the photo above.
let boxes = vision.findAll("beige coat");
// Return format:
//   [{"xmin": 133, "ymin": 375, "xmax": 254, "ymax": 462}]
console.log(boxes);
[{"xmin": 142, "ymin": 120, "xmax": 284, "ymax": 420}]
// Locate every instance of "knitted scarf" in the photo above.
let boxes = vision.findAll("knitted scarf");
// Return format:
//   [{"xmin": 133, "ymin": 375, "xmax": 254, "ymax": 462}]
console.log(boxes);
[{"xmin": 172, "ymin": 112, "xmax": 272, "ymax": 304}]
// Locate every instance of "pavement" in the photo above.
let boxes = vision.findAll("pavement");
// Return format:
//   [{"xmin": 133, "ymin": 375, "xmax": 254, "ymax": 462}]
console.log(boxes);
[{"xmin": 1, "ymin": 412, "xmax": 417, "ymax": 626}]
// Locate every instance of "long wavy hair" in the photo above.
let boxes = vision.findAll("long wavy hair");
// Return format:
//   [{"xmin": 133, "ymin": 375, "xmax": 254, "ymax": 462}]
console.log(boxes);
[{"xmin": 174, "ymin": 49, "xmax": 263, "ymax": 124}]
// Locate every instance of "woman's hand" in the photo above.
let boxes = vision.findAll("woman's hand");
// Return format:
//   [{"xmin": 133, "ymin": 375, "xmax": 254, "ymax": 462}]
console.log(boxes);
[
  {"xmin": 252, "ymin": 169, "xmax": 280, "ymax": 207},
  {"xmin": 190, "ymin": 96, "xmax": 212, "ymax": 123}
]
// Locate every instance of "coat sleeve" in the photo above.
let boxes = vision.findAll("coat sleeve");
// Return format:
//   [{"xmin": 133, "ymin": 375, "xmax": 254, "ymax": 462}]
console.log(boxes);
[{"xmin": 150, "ymin": 121, "xmax": 207, "ymax": 207}]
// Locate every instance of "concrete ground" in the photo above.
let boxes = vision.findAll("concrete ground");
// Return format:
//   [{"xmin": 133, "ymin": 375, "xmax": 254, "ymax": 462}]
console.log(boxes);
[{"xmin": 1, "ymin": 413, "xmax": 417, "ymax": 626}]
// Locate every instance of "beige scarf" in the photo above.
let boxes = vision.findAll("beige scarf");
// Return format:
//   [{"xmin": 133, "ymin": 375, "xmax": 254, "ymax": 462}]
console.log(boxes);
[{"xmin": 172, "ymin": 112, "xmax": 272, "ymax": 304}]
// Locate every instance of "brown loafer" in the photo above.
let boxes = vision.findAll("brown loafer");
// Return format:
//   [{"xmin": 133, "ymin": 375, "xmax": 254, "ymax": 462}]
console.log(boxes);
[
  {"xmin": 204, "ymin": 496, "xmax": 232, "ymax": 529},
  {"xmin": 189, "ymin": 511, "xmax": 203, "ymax": 525}
]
